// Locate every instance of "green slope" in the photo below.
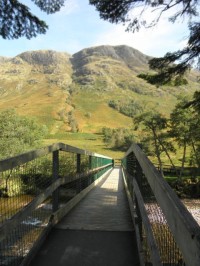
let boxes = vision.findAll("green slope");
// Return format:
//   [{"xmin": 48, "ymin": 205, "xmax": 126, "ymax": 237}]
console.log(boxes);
[{"xmin": 0, "ymin": 45, "xmax": 199, "ymax": 158}]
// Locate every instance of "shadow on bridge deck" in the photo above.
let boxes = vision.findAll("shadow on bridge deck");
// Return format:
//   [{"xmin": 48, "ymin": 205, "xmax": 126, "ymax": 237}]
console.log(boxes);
[{"xmin": 30, "ymin": 167, "xmax": 140, "ymax": 266}]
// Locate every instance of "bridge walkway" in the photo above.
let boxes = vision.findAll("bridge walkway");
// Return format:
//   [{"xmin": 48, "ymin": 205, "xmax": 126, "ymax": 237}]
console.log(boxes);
[{"xmin": 30, "ymin": 167, "xmax": 140, "ymax": 266}]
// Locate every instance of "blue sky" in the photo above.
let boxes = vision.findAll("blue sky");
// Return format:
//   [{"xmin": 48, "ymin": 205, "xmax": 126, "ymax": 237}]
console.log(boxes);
[{"xmin": 0, "ymin": 0, "xmax": 189, "ymax": 57}]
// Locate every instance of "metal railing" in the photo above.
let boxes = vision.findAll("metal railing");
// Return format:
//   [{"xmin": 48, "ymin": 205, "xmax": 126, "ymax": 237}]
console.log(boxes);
[
  {"xmin": 0, "ymin": 143, "xmax": 113, "ymax": 266},
  {"xmin": 122, "ymin": 143, "xmax": 200, "ymax": 266}
]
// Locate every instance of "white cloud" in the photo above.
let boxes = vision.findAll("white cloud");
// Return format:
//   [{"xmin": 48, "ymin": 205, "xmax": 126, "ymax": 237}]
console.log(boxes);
[{"xmin": 92, "ymin": 16, "xmax": 189, "ymax": 57}]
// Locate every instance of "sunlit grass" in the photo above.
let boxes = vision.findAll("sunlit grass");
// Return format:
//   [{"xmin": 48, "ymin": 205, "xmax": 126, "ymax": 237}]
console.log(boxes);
[{"xmin": 44, "ymin": 132, "xmax": 124, "ymax": 159}]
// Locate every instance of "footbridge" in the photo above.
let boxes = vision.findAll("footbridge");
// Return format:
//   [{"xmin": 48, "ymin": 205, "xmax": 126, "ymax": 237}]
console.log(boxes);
[{"xmin": 0, "ymin": 143, "xmax": 199, "ymax": 266}]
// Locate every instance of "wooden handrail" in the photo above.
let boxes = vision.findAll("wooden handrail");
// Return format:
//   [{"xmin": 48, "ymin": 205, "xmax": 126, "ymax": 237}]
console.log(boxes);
[
  {"xmin": 123, "ymin": 143, "xmax": 200, "ymax": 266},
  {"xmin": 0, "ymin": 143, "xmax": 112, "ymax": 172}
]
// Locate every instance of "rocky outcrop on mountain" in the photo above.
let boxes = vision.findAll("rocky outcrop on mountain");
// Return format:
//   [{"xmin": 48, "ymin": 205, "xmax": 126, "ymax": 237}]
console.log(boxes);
[
  {"xmin": 18, "ymin": 50, "xmax": 71, "ymax": 66},
  {"xmin": 113, "ymin": 45, "xmax": 151, "ymax": 68},
  {"xmin": 71, "ymin": 45, "xmax": 151, "ymax": 70},
  {"xmin": 0, "ymin": 56, "xmax": 10, "ymax": 63},
  {"xmin": 70, "ymin": 45, "xmax": 154, "ymax": 89}
]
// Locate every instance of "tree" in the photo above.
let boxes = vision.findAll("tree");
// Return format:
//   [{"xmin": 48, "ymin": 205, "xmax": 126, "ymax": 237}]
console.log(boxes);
[
  {"xmin": 90, "ymin": 0, "xmax": 200, "ymax": 84},
  {"xmin": 186, "ymin": 91, "xmax": 200, "ymax": 112},
  {"xmin": 148, "ymin": 21, "xmax": 200, "ymax": 84},
  {"xmin": 0, "ymin": 109, "xmax": 47, "ymax": 159},
  {"xmin": 134, "ymin": 111, "xmax": 175, "ymax": 176},
  {"xmin": 0, "ymin": 109, "xmax": 48, "ymax": 197},
  {"xmin": 169, "ymin": 98, "xmax": 200, "ymax": 177},
  {"xmin": 0, "ymin": 0, "xmax": 65, "ymax": 39}
]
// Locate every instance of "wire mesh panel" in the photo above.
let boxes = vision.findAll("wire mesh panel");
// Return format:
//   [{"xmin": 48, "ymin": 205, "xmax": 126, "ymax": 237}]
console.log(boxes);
[
  {"xmin": 0, "ymin": 143, "xmax": 113, "ymax": 266},
  {"xmin": 0, "ymin": 154, "xmax": 53, "ymax": 266},
  {"xmin": 58, "ymin": 151, "xmax": 77, "ymax": 207},
  {"xmin": 122, "ymin": 144, "xmax": 200, "ymax": 266},
  {"xmin": 1, "ymin": 205, "xmax": 52, "ymax": 266},
  {"xmin": 182, "ymin": 199, "xmax": 200, "ymax": 226},
  {"xmin": 58, "ymin": 152, "xmax": 113, "ymax": 207},
  {"xmin": 138, "ymin": 174, "xmax": 185, "ymax": 266},
  {"xmin": 146, "ymin": 205, "xmax": 184, "ymax": 265}
]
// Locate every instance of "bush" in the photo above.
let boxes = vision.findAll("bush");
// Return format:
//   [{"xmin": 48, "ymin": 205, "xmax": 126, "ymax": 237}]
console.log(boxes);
[
  {"xmin": 108, "ymin": 99, "xmax": 144, "ymax": 117},
  {"xmin": 102, "ymin": 127, "xmax": 134, "ymax": 151}
]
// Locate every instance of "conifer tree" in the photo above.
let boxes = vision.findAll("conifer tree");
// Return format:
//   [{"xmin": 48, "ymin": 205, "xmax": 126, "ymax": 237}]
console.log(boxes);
[
  {"xmin": 90, "ymin": 0, "xmax": 200, "ymax": 84},
  {"xmin": 0, "ymin": 0, "xmax": 65, "ymax": 39}
]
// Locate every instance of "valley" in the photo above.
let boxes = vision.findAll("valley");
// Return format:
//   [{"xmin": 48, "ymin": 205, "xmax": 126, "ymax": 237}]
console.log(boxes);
[{"xmin": 0, "ymin": 45, "xmax": 199, "ymax": 158}]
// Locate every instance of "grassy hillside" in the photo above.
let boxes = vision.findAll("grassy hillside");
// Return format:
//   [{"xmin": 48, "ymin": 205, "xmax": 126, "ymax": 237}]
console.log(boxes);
[
  {"xmin": 0, "ymin": 51, "xmax": 72, "ymax": 129},
  {"xmin": 0, "ymin": 45, "xmax": 199, "ymax": 158}
]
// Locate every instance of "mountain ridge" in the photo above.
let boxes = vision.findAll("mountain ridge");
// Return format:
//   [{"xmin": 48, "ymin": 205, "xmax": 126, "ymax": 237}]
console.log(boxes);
[
  {"xmin": 0, "ymin": 45, "xmax": 198, "ymax": 136},
  {"xmin": 18, "ymin": 50, "xmax": 71, "ymax": 66},
  {"xmin": 0, "ymin": 45, "xmax": 151, "ymax": 65}
]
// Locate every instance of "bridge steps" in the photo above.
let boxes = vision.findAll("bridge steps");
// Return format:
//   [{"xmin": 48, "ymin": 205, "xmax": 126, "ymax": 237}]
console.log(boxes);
[{"xmin": 30, "ymin": 167, "xmax": 140, "ymax": 266}]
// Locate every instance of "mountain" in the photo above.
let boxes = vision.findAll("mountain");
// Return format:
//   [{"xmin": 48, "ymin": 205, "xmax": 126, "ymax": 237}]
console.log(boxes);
[
  {"xmin": 72, "ymin": 45, "xmax": 150, "ymax": 70},
  {"xmin": 71, "ymin": 45, "xmax": 151, "ymax": 87},
  {"xmin": 0, "ymin": 45, "xmax": 199, "ymax": 139}
]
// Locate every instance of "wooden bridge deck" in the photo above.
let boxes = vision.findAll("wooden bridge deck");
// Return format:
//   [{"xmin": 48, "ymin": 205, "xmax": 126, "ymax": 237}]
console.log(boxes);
[{"xmin": 30, "ymin": 167, "xmax": 140, "ymax": 266}]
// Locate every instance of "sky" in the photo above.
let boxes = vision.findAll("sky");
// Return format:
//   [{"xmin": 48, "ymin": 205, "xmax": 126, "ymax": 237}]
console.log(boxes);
[{"xmin": 0, "ymin": 0, "xmax": 189, "ymax": 58}]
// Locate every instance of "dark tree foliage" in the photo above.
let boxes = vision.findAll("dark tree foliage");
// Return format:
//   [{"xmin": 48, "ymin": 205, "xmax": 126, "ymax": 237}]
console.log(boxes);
[
  {"xmin": 90, "ymin": 0, "xmax": 199, "ymax": 32},
  {"xmin": 148, "ymin": 22, "xmax": 200, "ymax": 84},
  {"xmin": 0, "ymin": 0, "xmax": 66, "ymax": 39},
  {"xmin": 32, "ymin": 0, "xmax": 65, "ymax": 14},
  {"xmin": 185, "ymin": 91, "xmax": 200, "ymax": 111},
  {"xmin": 138, "ymin": 73, "xmax": 188, "ymax": 86},
  {"xmin": 89, "ymin": 0, "xmax": 133, "ymax": 26},
  {"xmin": 90, "ymin": 0, "xmax": 200, "ymax": 84}
]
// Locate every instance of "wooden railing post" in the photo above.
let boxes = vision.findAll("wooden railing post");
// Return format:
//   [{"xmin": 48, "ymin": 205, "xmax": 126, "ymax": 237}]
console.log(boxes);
[
  {"xmin": 77, "ymin": 154, "xmax": 81, "ymax": 173},
  {"xmin": 112, "ymin": 159, "xmax": 115, "ymax": 167},
  {"xmin": 89, "ymin": 155, "xmax": 92, "ymax": 170},
  {"xmin": 88, "ymin": 155, "xmax": 92, "ymax": 186},
  {"xmin": 52, "ymin": 150, "xmax": 59, "ymax": 212},
  {"xmin": 76, "ymin": 154, "xmax": 81, "ymax": 192}
]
